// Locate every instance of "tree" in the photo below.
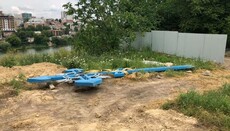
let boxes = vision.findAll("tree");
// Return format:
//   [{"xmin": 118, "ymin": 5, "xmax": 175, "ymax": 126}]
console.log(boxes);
[
  {"xmin": 42, "ymin": 30, "xmax": 53, "ymax": 37},
  {"xmin": 0, "ymin": 41, "xmax": 11, "ymax": 51},
  {"xmin": 16, "ymin": 30, "xmax": 34, "ymax": 44},
  {"xmin": 63, "ymin": 23, "xmax": 70, "ymax": 34},
  {"xmin": 63, "ymin": 0, "xmax": 158, "ymax": 54},
  {"xmin": 52, "ymin": 37, "xmax": 68, "ymax": 46},
  {"xmin": 59, "ymin": 19, "xmax": 62, "ymax": 23},
  {"xmin": 35, "ymin": 25, "xmax": 50, "ymax": 31},
  {"xmin": 6, "ymin": 35, "xmax": 22, "ymax": 47},
  {"xmin": 34, "ymin": 35, "xmax": 49, "ymax": 45},
  {"xmin": 157, "ymin": 0, "xmax": 230, "ymax": 33}
]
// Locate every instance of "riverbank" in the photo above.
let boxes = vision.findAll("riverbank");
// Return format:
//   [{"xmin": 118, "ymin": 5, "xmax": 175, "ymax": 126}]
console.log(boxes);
[{"xmin": 0, "ymin": 45, "xmax": 72, "ymax": 57}]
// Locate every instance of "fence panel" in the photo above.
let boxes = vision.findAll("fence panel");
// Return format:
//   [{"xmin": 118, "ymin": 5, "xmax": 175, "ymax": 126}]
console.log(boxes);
[
  {"xmin": 177, "ymin": 33, "xmax": 186, "ymax": 56},
  {"xmin": 131, "ymin": 31, "xmax": 227, "ymax": 63},
  {"xmin": 201, "ymin": 34, "xmax": 227, "ymax": 63},
  {"xmin": 131, "ymin": 32, "xmax": 142, "ymax": 49},
  {"xmin": 163, "ymin": 31, "xmax": 178, "ymax": 55},
  {"xmin": 182, "ymin": 33, "xmax": 205, "ymax": 58},
  {"xmin": 141, "ymin": 32, "xmax": 152, "ymax": 49},
  {"xmin": 151, "ymin": 31, "xmax": 165, "ymax": 52}
]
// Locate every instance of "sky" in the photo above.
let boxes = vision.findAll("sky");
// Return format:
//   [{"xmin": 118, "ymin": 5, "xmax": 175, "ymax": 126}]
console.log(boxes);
[{"xmin": 0, "ymin": 0, "xmax": 78, "ymax": 18}]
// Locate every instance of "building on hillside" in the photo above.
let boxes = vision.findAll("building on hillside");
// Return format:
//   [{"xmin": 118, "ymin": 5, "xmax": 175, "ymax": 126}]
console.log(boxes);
[
  {"xmin": 46, "ymin": 19, "xmax": 65, "ymax": 30},
  {"xmin": 22, "ymin": 13, "xmax": 32, "ymax": 22},
  {"xmin": 61, "ymin": 11, "xmax": 74, "ymax": 22},
  {"xmin": 0, "ymin": 11, "xmax": 16, "ymax": 37},
  {"xmin": 61, "ymin": 11, "xmax": 67, "ymax": 20},
  {"xmin": 51, "ymin": 30, "xmax": 64, "ymax": 36},
  {"xmin": 14, "ymin": 14, "xmax": 23, "ymax": 29},
  {"xmin": 24, "ymin": 18, "xmax": 47, "ymax": 28}
]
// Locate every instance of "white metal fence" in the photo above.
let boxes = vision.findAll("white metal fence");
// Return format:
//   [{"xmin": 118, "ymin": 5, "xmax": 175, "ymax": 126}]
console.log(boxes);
[{"xmin": 131, "ymin": 31, "xmax": 227, "ymax": 63}]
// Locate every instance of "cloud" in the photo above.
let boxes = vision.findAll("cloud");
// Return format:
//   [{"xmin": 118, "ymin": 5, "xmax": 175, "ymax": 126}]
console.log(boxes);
[
  {"xmin": 43, "ymin": 5, "xmax": 62, "ymax": 12},
  {"xmin": 11, "ymin": 6, "xmax": 23, "ymax": 14},
  {"xmin": 50, "ymin": 5, "xmax": 61, "ymax": 11},
  {"xmin": 18, "ymin": 6, "xmax": 33, "ymax": 11}
]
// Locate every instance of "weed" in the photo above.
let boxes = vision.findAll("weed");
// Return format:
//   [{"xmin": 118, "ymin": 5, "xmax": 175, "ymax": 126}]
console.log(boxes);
[
  {"xmin": 8, "ymin": 73, "xmax": 27, "ymax": 95},
  {"xmin": 0, "ymin": 49, "xmax": 217, "ymax": 71},
  {"xmin": 164, "ymin": 70, "xmax": 185, "ymax": 77},
  {"xmin": 162, "ymin": 101, "xmax": 175, "ymax": 110},
  {"xmin": 162, "ymin": 84, "xmax": 230, "ymax": 130}
]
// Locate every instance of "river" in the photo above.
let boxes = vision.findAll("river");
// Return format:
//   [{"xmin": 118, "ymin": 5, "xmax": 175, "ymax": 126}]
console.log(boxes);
[{"xmin": 0, "ymin": 45, "xmax": 72, "ymax": 57}]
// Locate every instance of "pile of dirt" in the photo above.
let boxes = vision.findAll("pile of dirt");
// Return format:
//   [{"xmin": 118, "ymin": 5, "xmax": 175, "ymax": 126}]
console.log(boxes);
[{"xmin": 0, "ymin": 62, "xmax": 66, "ymax": 83}]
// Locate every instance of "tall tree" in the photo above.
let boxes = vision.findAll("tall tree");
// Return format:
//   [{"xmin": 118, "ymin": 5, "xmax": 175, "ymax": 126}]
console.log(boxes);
[
  {"xmin": 63, "ymin": 0, "xmax": 158, "ymax": 54},
  {"xmin": 6, "ymin": 35, "xmax": 22, "ymax": 47},
  {"xmin": 157, "ymin": 0, "xmax": 230, "ymax": 33},
  {"xmin": 157, "ymin": 0, "xmax": 230, "ymax": 47}
]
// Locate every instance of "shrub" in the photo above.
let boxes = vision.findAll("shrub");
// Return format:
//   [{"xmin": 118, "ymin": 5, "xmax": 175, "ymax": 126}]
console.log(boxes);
[
  {"xmin": 162, "ymin": 84, "xmax": 230, "ymax": 130},
  {"xmin": 0, "ymin": 41, "xmax": 11, "ymax": 52},
  {"xmin": 6, "ymin": 35, "xmax": 21, "ymax": 47}
]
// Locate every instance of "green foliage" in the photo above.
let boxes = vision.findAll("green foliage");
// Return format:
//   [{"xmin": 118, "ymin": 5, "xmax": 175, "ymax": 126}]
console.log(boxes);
[
  {"xmin": 0, "ymin": 41, "xmax": 11, "ymax": 52},
  {"xmin": 34, "ymin": 34, "xmax": 49, "ymax": 45},
  {"xmin": 0, "ymin": 49, "xmax": 217, "ymax": 71},
  {"xmin": 6, "ymin": 35, "xmax": 21, "ymax": 47},
  {"xmin": 165, "ymin": 70, "xmax": 185, "ymax": 77},
  {"xmin": 15, "ymin": 25, "xmax": 52, "ymax": 45},
  {"xmin": 157, "ymin": 0, "xmax": 230, "ymax": 47},
  {"xmin": 42, "ymin": 30, "xmax": 53, "ymax": 37},
  {"xmin": 162, "ymin": 84, "xmax": 230, "ymax": 130},
  {"xmin": 63, "ymin": 0, "xmax": 158, "ymax": 54},
  {"xmin": 16, "ymin": 30, "xmax": 35, "ymax": 44},
  {"xmin": 0, "ymin": 54, "xmax": 17, "ymax": 67},
  {"xmin": 9, "ymin": 73, "xmax": 27, "ymax": 95},
  {"xmin": 52, "ymin": 37, "xmax": 68, "ymax": 46},
  {"xmin": 21, "ymin": 25, "xmax": 51, "ymax": 31}
]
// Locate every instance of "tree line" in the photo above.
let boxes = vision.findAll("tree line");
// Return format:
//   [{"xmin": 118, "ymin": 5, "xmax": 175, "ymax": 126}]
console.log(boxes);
[
  {"xmin": 0, "ymin": 25, "xmax": 73, "ymax": 52},
  {"xmin": 63, "ymin": 0, "xmax": 230, "ymax": 54}
]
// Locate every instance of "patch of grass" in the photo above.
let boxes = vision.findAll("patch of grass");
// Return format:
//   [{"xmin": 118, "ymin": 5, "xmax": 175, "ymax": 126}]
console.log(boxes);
[
  {"xmin": 224, "ymin": 75, "xmax": 230, "ymax": 79},
  {"xmin": 0, "ymin": 48, "xmax": 217, "ymax": 70},
  {"xmin": 164, "ymin": 70, "xmax": 186, "ymax": 77},
  {"xmin": 8, "ymin": 73, "xmax": 27, "ymax": 95},
  {"xmin": 162, "ymin": 84, "xmax": 230, "ymax": 130}
]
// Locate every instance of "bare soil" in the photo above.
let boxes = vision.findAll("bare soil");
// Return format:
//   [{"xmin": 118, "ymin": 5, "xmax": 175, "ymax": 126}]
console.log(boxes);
[{"xmin": 0, "ymin": 62, "xmax": 230, "ymax": 131}]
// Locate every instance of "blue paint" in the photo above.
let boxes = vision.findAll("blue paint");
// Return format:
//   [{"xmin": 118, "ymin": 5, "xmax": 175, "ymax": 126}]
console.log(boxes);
[{"xmin": 27, "ymin": 65, "xmax": 194, "ymax": 87}]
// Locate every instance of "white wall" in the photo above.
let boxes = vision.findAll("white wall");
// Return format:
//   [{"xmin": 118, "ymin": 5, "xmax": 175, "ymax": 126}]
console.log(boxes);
[{"xmin": 131, "ymin": 31, "xmax": 227, "ymax": 63}]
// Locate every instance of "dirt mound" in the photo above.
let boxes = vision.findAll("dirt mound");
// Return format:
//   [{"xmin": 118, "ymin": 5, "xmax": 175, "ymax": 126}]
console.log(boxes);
[{"xmin": 0, "ymin": 62, "xmax": 66, "ymax": 83}]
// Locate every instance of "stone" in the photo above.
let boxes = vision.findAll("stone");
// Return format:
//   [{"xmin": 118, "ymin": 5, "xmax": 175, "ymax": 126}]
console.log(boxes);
[
  {"xmin": 186, "ymin": 70, "xmax": 192, "ymax": 73},
  {"xmin": 164, "ymin": 62, "xmax": 173, "ymax": 67},
  {"xmin": 202, "ymin": 70, "xmax": 211, "ymax": 76},
  {"xmin": 95, "ymin": 113, "xmax": 101, "ymax": 118},
  {"xmin": 156, "ymin": 75, "xmax": 162, "ymax": 79},
  {"xmin": 126, "ymin": 73, "xmax": 137, "ymax": 79},
  {"xmin": 49, "ymin": 84, "xmax": 56, "ymax": 90}
]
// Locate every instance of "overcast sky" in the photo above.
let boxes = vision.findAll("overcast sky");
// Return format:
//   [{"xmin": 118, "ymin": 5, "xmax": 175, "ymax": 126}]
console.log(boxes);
[{"xmin": 0, "ymin": 0, "xmax": 78, "ymax": 18}]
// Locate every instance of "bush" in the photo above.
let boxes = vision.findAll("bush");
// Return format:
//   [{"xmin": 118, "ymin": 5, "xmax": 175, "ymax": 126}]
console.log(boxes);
[
  {"xmin": 0, "ymin": 41, "xmax": 11, "ymax": 52},
  {"xmin": 52, "ymin": 37, "xmax": 67, "ymax": 46},
  {"xmin": 9, "ymin": 73, "xmax": 27, "ymax": 95},
  {"xmin": 162, "ymin": 84, "xmax": 230, "ymax": 130},
  {"xmin": 6, "ymin": 35, "xmax": 21, "ymax": 47}
]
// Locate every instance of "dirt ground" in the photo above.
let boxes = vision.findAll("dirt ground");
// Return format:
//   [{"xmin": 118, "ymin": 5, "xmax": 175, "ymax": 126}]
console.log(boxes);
[{"xmin": 0, "ymin": 61, "xmax": 230, "ymax": 131}]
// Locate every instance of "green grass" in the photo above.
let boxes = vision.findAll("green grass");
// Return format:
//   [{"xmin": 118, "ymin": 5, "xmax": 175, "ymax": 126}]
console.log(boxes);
[
  {"xmin": 8, "ymin": 73, "xmax": 28, "ymax": 95},
  {"xmin": 164, "ymin": 70, "xmax": 186, "ymax": 77},
  {"xmin": 162, "ymin": 84, "xmax": 230, "ymax": 130},
  {"xmin": 0, "ymin": 48, "xmax": 217, "ymax": 70}
]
